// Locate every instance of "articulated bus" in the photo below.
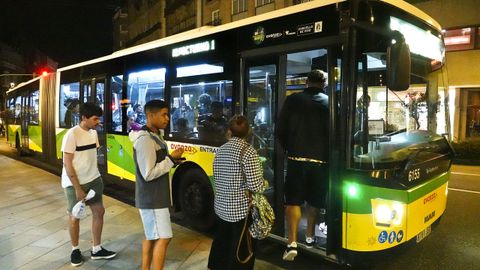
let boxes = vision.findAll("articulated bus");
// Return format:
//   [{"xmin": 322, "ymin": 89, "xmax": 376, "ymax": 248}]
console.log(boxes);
[{"xmin": 6, "ymin": 0, "xmax": 454, "ymax": 265}]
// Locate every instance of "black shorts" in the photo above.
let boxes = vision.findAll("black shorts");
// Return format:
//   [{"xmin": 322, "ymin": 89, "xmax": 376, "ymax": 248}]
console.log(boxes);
[{"xmin": 284, "ymin": 160, "xmax": 328, "ymax": 209}]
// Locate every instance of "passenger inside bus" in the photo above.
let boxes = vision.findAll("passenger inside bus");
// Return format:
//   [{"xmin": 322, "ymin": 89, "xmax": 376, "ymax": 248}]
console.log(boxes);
[
  {"xmin": 198, "ymin": 101, "xmax": 228, "ymax": 141},
  {"xmin": 278, "ymin": 69, "xmax": 329, "ymax": 261},
  {"xmin": 64, "ymin": 98, "xmax": 80, "ymax": 128},
  {"xmin": 132, "ymin": 104, "xmax": 146, "ymax": 125},
  {"xmin": 127, "ymin": 114, "xmax": 142, "ymax": 132}
]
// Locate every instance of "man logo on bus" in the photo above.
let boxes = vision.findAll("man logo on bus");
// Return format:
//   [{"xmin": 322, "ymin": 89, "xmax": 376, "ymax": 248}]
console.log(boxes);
[{"xmin": 253, "ymin": 26, "xmax": 265, "ymax": 45}]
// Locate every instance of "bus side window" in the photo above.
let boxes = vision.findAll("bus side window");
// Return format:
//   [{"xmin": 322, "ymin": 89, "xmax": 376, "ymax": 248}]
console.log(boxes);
[
  {"xmin": 127, "ymin": 68, "xmax": 166, "ymax": 132},
  {"xmin": 110, "ymin": 75, "xmax": 123, "ymax": 132},
  {"xmin": 169, "ymin": 80, "xmax": 233, "ymax": 142},
  {"xmin": 59, "ymin": 82, "xmax": 80, "ymax": 128}
]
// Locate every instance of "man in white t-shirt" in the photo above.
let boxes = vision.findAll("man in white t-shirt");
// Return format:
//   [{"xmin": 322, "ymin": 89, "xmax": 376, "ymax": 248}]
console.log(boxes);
[{"xmin": 61, "ymin": 102, "xmax": 116, "ymax": 267}]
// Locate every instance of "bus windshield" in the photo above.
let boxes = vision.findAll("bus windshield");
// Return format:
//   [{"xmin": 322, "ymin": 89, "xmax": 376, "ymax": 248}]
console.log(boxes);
[{"xmin": 352, "ymin": 16, "xmax": 452, "ymax": 171}]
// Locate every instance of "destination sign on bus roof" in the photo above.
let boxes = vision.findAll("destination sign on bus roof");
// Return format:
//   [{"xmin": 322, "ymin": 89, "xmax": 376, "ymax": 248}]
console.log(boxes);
[{"xmin": 172, "ymin": 40, "xmax": 216, "ymax": 58}]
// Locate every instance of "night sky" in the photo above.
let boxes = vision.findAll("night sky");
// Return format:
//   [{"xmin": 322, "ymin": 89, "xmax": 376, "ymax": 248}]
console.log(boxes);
[{"xmin": 0, "ymin": 0, "xmax": 124, "ymax": 67}]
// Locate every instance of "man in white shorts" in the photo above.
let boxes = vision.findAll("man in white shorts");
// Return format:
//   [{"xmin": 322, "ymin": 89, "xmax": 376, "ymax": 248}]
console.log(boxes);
[
  {"xmin": 61, "ymin": 102, "xmax": 116, "ymax": 266},
  {"xmin": 129, "ymin": 100, "xmax": 184, "ymax": 270}
]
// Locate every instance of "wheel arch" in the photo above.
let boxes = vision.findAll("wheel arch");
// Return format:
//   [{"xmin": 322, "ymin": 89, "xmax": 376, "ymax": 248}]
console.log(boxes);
[{"xmin": 172, "ymin": 161, "xmax": 212, "ymax": 211}]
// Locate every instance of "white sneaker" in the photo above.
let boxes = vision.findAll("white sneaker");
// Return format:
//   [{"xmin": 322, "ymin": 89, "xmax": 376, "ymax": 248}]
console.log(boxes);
[
  {"xmin": 319, "ymin": 222, "xmax": 328, "ymax": 237},
  {"xmin": 305, "ymin": 237, "xmax": 315, "ymax": 248},
  {"xmin": 282, "ymin": 242, "xmax": 298, "ymax": 261}
]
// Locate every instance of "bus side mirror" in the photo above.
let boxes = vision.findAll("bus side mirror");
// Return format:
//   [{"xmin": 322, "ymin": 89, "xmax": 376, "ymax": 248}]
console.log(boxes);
[{"xmin": 387, "ymin": 32, "xmax": 411, "ymax": 91}]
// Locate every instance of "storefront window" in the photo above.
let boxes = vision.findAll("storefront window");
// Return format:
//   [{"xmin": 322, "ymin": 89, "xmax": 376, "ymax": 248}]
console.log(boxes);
[
  {"xmin": 170, "ymin": 80, "xmax": 233, "ymax": 142},
  {"xmin": 126, "ymin": 68, "xmax": 165, "ymax": 131},
  {"xmin": 59, "ymin": 82, "xmax": 80, "ymax": 128}
]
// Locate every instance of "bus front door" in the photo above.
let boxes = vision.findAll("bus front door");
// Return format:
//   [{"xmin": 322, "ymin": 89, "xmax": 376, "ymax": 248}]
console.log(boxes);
[
  {"xmin": 243, "ymin": 57, "xmax": 284, "ymax": 235},
  {"xmin": 243, "ymin": 47, "xmax": 333, "ymax": 252}
]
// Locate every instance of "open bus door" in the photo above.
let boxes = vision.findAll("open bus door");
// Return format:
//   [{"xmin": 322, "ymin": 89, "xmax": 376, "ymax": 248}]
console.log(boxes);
[
  {"xmin": 19, "ymin": 93, "xmax": 30, "ymax": 155},
  {"xmin": 242, "ymin": 47, "xmax": 341, "ymax": 257},
  {"xmin": 242, "ymin": 56, "xmax": 283, "ymax": 236}
]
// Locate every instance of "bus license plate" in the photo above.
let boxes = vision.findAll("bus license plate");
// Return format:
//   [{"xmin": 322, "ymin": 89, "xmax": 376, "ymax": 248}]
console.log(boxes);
[{"xmin": 416, "ymin": 226, "xmax": 431, "ymax": 243}]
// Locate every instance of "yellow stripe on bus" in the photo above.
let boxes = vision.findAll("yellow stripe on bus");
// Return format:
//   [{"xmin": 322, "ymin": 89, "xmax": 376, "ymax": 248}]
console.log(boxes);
[
  {"xmin": 107, "ymin": 161, "xmax": 136, "ymax": 181},
  {"xmin": 28, "ymin": 139, "xmax": 43, "ymax": 152}
]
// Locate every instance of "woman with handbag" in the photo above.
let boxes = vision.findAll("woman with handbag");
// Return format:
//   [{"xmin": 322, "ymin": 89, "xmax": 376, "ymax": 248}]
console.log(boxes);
[{"xmin": 208, "ymin": 115, "xmax": 265, "ymax": 270}]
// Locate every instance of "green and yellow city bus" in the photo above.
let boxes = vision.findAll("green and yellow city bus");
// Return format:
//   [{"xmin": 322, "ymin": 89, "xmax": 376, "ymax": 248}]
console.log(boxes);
[{"xmin": 6, "ymin": 0, "xmax": 454, "ymax": 265}]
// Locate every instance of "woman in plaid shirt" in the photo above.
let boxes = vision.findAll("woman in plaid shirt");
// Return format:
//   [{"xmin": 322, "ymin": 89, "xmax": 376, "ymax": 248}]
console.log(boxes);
[{"xmin": 208, "ymin": 115, "xmax": 265, "ymax": 270}]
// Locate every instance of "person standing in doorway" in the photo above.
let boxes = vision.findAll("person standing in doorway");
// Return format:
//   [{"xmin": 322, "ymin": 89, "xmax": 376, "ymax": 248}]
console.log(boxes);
[
  {"xmin": 277, "ymin": 70, "xmax": 329, "ymax": 261},
  {"xmin": 61, "ymin": 102, "xmax": 116, "ymax": 267},
  {"xmin": 129, "ymin": 100, "xmax": 184, "ymax": 270}
]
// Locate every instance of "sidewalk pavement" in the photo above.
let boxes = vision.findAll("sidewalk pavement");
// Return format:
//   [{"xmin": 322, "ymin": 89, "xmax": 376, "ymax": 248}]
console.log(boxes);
[{"xmin": 0, "ymin": 153, "xmax": 283, "ymax": 270}]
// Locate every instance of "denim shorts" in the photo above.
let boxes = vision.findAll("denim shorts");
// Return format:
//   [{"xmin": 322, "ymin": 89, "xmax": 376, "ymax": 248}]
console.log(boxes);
[
  {"xmin": 139, "ymin": 208, "xmax": 173, "ymax": 240},
  {"xmin": 64, "ymin": 177, "xmax": 104, "ymax": 214}
]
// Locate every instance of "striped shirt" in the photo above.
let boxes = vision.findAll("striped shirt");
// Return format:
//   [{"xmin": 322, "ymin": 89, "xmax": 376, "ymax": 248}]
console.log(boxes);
[
  {"xmin": 61, "ymin": 125, "xmax": 100, "ymax": 188},
  {"xmin": 213, "ymin": 137, "xmax": 264, "ymax": 222}
]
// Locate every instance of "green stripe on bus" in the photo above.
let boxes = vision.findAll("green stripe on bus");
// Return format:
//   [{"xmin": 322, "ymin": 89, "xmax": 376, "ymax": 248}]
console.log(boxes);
[
  {"xmin": 106, "ymin": 134, "xmax": 136, "ymax": 176},
  {"xmin": 28, "ymin": 125, "xmax": 42, "ymax": 151},
  {"xmin": 56, "ymin": 129, "xmax": 68, "ymax": 159},
  {"xmin": 345, "ymin": 172, "xmax": 449, "ymax": 214}
]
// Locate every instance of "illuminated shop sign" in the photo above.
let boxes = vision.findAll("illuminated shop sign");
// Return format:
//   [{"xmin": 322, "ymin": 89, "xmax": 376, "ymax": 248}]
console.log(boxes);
[
  {"xmin": 443, "ymin": 27, "xmax": 475, "ymax": 51},
  {"xmin": 172, "ymin": 40, "xmax": 216, "ymax": 58},
  {"xmin": 390, "ymin": 17, "xmax": 444, "ymax": 63}
]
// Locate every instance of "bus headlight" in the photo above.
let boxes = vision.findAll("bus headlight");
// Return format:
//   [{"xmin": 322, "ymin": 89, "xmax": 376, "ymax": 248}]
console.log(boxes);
[{"xmin": 371, "ymin": 199, "xmax": 406, "ymax": 227}]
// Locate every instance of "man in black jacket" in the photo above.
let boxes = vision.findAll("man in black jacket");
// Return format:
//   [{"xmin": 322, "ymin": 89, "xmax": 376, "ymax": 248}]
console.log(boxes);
[{"xmin": 277, "ymin": 70, "xmax": 329, "ymax": 261}]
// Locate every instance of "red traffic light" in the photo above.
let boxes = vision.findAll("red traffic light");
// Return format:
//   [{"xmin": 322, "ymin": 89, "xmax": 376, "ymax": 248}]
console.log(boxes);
[{"xmin": 42, "ymin": 71, "xmax": 48, "ymax": 76}]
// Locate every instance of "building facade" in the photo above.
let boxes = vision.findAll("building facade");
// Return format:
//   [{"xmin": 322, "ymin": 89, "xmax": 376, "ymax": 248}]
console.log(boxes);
[
  {"xmin": 114, "ymin": 0, "xmax": 311, "ymax": 49},
  {"xmin": 0, "ymin": 42, "xmax": 27, "ymax": 119},
  {"xmin": 409, "ymin": 0, "xmax": 480, "ymax": 141},
  {"xmin": 0, "ymin": 43, "xmax": 57, "ymax": 122},
  {"xmin": 113, "ymin": 0, "xmax": 166, "ymax": 50}
]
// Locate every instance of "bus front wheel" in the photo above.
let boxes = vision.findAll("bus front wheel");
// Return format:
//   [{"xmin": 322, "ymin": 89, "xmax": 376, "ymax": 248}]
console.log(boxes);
[{"xmin": 178, "ymin": 169, "xmax": 215, "ymax": 231}]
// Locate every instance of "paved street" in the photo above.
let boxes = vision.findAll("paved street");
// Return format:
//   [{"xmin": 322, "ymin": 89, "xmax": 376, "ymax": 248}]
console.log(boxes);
[{"xmin": 0, "ymin": 137, "xmax": 479, "ymax": 269}]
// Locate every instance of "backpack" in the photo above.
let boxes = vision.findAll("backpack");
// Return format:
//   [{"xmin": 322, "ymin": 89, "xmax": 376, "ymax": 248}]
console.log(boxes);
[
  {"xmin": 239, "ymin": 142, "xmax": 275, "ymax": 240},
  {"xmin": 248, "ymin": 191, "xmax": 275, "ymax": 240}
]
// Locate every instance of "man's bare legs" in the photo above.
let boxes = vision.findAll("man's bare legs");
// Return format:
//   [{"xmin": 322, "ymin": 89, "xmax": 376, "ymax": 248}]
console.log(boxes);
[
  {"xmin": 90, "ymin": 202, "xmax": 105, "ymax": 246},
  {"xmin": 142, "ymin": 240, "xmax": 153, "ymax": 270},
  {"xmin": 286, "ymin": 205, "xmax": 301, "ymax": 244},
  {"xmin": 142, "ymin": 238, "xmax": 171, "ymax": 270},
  {"xmin": 306, "ymin": 206, "xmax": 318, "ymax": 239},
  {"xmin": 68, "ymin": 216, "xmax": 80, "ymax": 246},
  {"xmin": 153, "ymin": 239, "xmax": 170, "ymax": 270}
]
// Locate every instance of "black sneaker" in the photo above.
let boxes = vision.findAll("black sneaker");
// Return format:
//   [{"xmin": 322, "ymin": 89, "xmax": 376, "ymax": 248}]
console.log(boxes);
[
  {"xmin": 91, "ymin": 247, "xmax": 117, "ymax": 260},
  {"xmin": 282, "ymin": 242, "xmax": 298, "ymax": 261},
  {"xmin": 305, "ymin": 236, "xmax": 315, "ymax": 248},
  {"xmin": 71, "ymin": 249, "xmax": 84, "ymax": 267}
]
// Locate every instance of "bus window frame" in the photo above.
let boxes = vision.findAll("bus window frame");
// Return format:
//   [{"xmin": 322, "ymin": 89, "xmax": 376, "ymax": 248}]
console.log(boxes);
[{"xmin": 28, "ymin": 89, "xmax": 40, "ymax": 126}]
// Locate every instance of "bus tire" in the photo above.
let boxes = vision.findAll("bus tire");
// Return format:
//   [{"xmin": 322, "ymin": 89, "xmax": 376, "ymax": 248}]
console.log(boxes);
[{"xmin": 178, "ymin": 168, "xmax": 215, "ymax": 232}]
